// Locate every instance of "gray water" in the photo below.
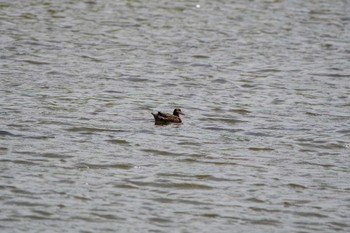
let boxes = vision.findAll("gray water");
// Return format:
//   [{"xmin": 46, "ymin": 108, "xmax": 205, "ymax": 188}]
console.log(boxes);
[{"xmin": 1, "ymin": 0, "xmax": 350, "ymax": 232}]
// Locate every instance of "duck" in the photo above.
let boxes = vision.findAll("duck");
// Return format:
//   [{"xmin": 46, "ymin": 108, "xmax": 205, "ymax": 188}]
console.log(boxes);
[{"xmin": 151, "ymin": 108, "xmax": 184, "ymax": 124}]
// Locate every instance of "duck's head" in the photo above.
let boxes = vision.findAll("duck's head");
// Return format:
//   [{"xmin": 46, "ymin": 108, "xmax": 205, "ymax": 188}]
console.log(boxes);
[{"xmin": 173, "ymin": 108, "xmax": 184, "ymax": 116}]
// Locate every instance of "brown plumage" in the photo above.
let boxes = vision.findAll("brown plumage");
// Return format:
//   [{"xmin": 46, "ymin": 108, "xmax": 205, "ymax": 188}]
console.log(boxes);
[{"xmin": 151, "ymin": 108, "xmax": 184, "ymax": 124}]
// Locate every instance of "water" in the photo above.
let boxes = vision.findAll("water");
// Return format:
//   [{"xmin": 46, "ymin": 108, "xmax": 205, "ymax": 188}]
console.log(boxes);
[{"xmin": 1, "ymin": 0, "xmax": 350, "ymax": 232}]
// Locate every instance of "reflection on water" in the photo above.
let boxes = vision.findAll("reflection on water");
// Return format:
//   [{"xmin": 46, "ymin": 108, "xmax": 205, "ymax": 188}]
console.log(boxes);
[{"xmin": 1, "ymin": 0, "xmax": 350, "ymax": 232}]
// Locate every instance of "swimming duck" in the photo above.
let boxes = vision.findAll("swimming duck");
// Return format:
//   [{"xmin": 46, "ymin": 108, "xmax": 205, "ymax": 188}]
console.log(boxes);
[{"xmin": 151, "ymin": 108, "xmax": 184, "ymax": 124}]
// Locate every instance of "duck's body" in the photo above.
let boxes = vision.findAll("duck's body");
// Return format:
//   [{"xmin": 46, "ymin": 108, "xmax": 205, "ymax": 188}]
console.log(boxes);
[{"xmin": 151, "ymin": 108, "xmax": 184, "ymax": 124}]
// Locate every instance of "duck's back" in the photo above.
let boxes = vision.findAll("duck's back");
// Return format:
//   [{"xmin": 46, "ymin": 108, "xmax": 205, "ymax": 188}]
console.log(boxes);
[{"xmin": 157, "ymin": 112, "xmax": 173, "ymax": 118}]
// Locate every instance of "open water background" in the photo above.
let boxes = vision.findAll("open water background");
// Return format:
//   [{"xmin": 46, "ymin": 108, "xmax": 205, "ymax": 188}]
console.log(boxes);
[{"xmin": 1, "ymin": 0, "xmax": 350, "ymax": 232}]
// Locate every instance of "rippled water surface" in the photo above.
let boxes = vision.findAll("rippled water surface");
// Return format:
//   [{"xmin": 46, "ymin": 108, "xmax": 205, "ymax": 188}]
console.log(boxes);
[{"xmin": 1, "ymin": 0, "xmax": 350, "ymax": 232}]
